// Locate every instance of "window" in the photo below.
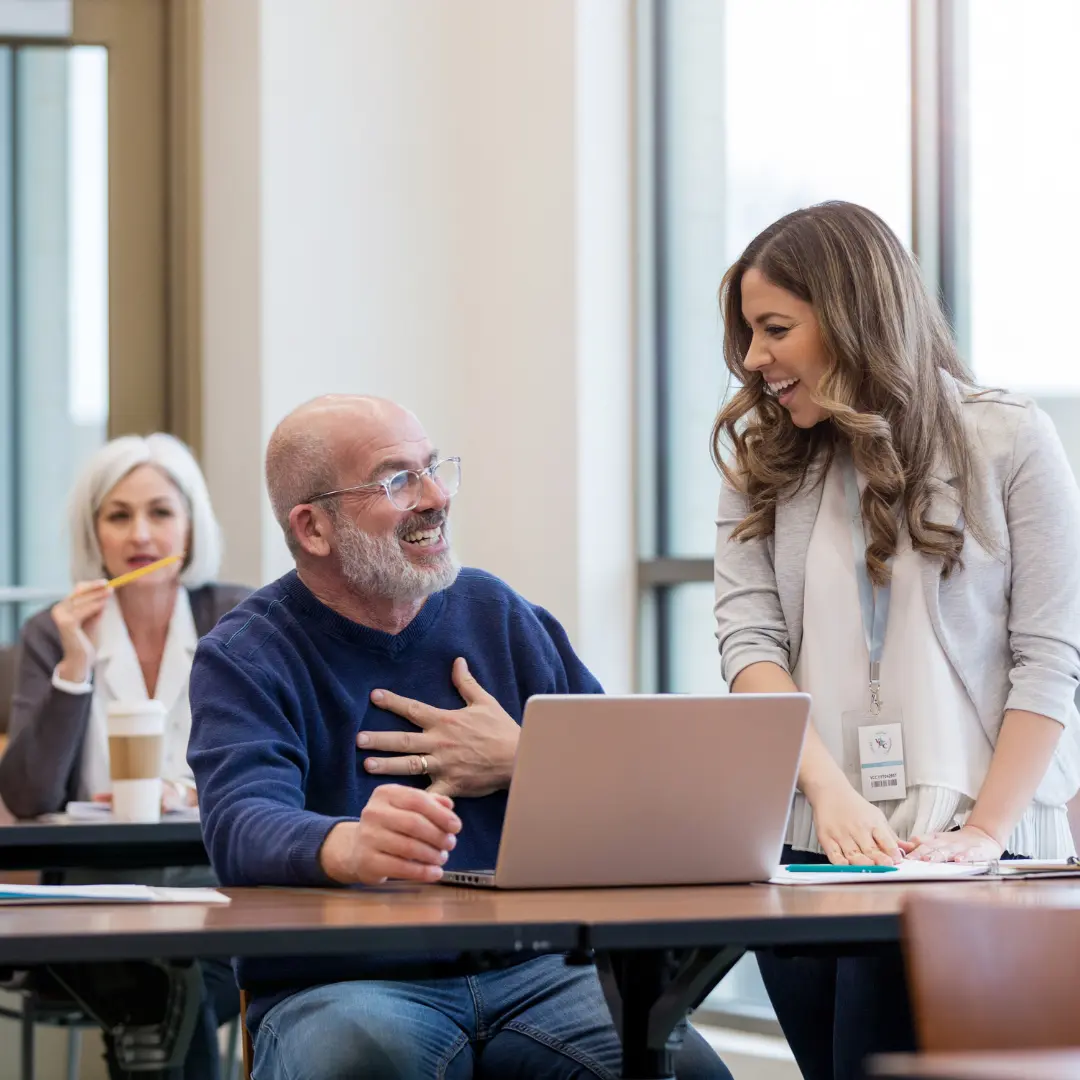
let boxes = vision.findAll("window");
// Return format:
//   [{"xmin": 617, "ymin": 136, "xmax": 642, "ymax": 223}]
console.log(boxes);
[
  {"xmin": 965, "ymin": 1, "xmax": 1080, "ymax": 393},
  {"xmin": 0, "ymin": 0, "xmax": 196, "ymax": 641},
  {"xmin": 640, "ymin": 0, "xmax": 912, "ymax": 693},
  {"xmin": 0, "ymin": 45, "xmax": 109, "ymax": 638}
]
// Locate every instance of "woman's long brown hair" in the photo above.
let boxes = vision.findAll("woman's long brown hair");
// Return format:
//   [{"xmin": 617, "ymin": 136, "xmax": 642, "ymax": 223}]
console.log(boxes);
[{"xmin": 712, "ymin": 201, "xmax": 980, "ymax": 586}]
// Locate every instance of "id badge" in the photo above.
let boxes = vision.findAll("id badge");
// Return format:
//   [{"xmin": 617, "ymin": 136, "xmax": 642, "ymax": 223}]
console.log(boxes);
[{"xmin": 840, "ymin": 708, "xmax": 907, "ymax": 801}]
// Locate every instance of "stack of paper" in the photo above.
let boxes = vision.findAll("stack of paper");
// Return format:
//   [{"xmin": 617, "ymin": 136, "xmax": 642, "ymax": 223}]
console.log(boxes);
[
  {"xmin": 0, "ymin": 884, "xmax": 229, "ymax": 905},
  {"xmin": 37, "ymin": 802, "xmax": 201, "ymax": 824}
]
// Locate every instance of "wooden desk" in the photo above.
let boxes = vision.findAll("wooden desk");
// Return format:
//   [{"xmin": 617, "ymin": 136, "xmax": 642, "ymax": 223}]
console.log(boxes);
[
  {"xmin": 2, "ymin": 879, "xmax": 1078, "ymax": 1079},
  {"xmin": 0, "ymin": 820, "xmax": 208, "ymax": 872},
  {"xmin": 869, "ymin": 1048, "xmax": 1080, "ymax": 1079},
  {"xmin": 5, "ymin": 877, "xmax": 1079, "ymax": 966}
]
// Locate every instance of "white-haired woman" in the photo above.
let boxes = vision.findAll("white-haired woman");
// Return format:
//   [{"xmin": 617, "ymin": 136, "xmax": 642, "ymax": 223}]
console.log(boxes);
[
  {"xmin": 0, "ymin": 432, "xmax": 247, "ymax": 818},
  {"xmin": 0, "ymin": 433, "xmax": 248, "ymax": 1080}
]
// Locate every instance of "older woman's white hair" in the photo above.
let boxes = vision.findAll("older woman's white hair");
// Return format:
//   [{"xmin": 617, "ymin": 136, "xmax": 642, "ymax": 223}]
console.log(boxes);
[{"xmin": 68, "ymin": 433, "xmax": 223, "ymax": 588}]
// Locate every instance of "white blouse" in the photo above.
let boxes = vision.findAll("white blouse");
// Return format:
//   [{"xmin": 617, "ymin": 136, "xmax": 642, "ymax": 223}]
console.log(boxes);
[
  {"xmin": 789, "ymin": 461, "xmax": 1074, "ymax": 859},
  {"xmin": 51, "ymin": 590, "xmax": 199, "ymax": 800}
]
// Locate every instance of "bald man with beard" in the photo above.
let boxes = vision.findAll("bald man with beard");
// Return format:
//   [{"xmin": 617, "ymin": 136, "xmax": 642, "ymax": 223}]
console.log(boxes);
[{"xmin": 187, "ymin": 395, "xmax": 730, "ymax": 1080}]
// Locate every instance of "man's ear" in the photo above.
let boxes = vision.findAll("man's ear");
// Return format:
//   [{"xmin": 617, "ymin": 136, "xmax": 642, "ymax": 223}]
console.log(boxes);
[{"xmin": 289, "ymin": 504, "xmax": 333, "ymax": 558}]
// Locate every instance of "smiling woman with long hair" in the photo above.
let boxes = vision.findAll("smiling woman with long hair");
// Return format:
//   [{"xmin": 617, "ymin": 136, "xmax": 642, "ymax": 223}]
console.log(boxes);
[{"xmin": 713, "ymin": 201, "xmax": 1080, "ymax": 1080}]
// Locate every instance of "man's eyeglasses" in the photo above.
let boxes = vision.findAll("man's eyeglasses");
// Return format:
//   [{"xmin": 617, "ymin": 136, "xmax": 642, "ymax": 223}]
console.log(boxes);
[{"xmin": 306, "ymin": 457, "xmax": 461, "ymax": 512}]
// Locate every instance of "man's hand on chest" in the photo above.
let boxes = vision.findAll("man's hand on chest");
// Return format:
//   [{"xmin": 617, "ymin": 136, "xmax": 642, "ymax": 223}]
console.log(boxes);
[{"xmin": 356, "ymin": 657, "xmax": 520, "ymax": 797}]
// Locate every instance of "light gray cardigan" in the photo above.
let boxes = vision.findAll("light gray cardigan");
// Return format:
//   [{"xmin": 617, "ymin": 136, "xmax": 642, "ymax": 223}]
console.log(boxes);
[{"xmin": 715, "ymin": 387, "xmax": 1080, "ymax": 805}]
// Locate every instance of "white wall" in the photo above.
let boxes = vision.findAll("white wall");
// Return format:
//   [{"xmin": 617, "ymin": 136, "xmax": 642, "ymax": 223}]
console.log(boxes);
[{"xmin": 202, "ymin": 0, "xmax": 636, "ymax": 691}]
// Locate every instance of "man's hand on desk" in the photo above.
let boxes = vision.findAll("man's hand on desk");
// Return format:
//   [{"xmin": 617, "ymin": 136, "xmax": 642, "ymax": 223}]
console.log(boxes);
[
  {"xmin": 319, "ymin": 785, "xmax": 462, "ymax": 886},
  {"xmin": 359, "ymin": 657, "xmax": 520, "ymax": 798}
]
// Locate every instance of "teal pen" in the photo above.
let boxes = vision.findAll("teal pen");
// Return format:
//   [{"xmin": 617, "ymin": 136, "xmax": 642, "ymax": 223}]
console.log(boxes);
[{"xmin": 786, "ymin": 864, "xmax": 898, "ymax": 873}]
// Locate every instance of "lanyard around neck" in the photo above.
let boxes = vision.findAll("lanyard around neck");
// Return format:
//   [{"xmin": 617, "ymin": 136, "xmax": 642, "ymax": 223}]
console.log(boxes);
[{"xmin": 841, "ymin": 458, "xmax": 893, "ymax": 713}]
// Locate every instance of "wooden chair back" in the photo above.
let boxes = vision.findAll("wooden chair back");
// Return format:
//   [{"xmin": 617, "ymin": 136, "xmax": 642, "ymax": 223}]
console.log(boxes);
[
  {"xmin": 239, "ymin": 989, "xmax": 253, "ymax": 1079},
  {"xmin": 902, "ymin": 896, "xmax": 1080, "ymax": 1052}
]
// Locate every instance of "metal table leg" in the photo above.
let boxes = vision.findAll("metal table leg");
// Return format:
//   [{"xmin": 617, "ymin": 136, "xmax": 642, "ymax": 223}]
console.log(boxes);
[{"xmin": 596, "ymin": 946, "xmax": 745, "ymax": 1079}]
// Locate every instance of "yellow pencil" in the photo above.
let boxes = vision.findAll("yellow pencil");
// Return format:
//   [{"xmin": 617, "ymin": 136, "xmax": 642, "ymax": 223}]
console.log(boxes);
[{"xmin": 107, "ymin": 554, "xmax": 183, "ymax": 590}]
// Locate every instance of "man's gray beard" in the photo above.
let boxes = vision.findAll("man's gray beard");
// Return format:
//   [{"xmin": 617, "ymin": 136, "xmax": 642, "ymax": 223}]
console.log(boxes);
[{"xmin": 332, "ymin": 512, "xmax": 460, "ymax": 603}]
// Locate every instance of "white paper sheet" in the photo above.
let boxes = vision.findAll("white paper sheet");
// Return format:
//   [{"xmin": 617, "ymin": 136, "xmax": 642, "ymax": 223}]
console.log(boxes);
[
  {"xmin": 0, "ymin": 884, "xmax": 229, "ymax": 905},
  {"xmin": 38, "ymin": 802, "xmax": 201, "ymax": 823},
  {"xmin": 770, "ymin": 861, "xmax": 992, "ymax": 885}
]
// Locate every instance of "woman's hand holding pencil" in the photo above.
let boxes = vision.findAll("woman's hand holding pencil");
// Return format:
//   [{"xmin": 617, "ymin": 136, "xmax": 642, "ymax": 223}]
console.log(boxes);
[
  {"xmin": 50, "ymin": 554, "xmax": 183, "ymax": 683},
  {"xmin": 52, "ymin": 580, "xmax": 110, "ymax": 683}
]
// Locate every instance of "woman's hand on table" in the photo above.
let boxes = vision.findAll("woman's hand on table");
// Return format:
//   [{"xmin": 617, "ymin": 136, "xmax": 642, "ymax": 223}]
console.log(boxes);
[
  {"xmin": 51, "ymin": 580, "xmax": 110, "ymax": 682},
  {"xmin": 808, "ymin": 780, "xmax": 904, "ymax": 865},
  {"xmin": 902, "ymin": 824, "xmax": 1004, "ymax": 863}
]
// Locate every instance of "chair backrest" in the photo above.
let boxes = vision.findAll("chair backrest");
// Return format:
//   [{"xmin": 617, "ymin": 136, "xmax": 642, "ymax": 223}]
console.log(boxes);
[
  {"xmin": 902, "ymin": 896, "xmax": 1080, "ymax": 1052},
  {"xmin": 239, "ymin": 989, "xmax": 253, "ymax": 1080},
  {"xmin": 0, "ymin": 644, "xmax": 16, "ymax": 736}
]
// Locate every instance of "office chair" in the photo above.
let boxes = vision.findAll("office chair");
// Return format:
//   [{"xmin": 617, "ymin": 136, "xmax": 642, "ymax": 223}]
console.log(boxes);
[
  {"xmin": 0, "ymin": 968, "xmax": 242, "ymax": 1080},
  {"xmin": 0, "ymin": 642, "xmax": 15, "ymax": 751},
  {"xmin": 0, "ymin": 980, "xmax": 96, "ymax": 1080},
  {"xmin": 902, "ymin": 895, "xmax": 1080, "ymax": 1051}
]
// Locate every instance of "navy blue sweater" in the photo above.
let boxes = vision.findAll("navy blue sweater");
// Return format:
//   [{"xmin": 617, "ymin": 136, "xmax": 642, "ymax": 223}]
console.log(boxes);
[{"xmin": 187, "ymin": 568, "xmax": 602, "ymax": 1030}]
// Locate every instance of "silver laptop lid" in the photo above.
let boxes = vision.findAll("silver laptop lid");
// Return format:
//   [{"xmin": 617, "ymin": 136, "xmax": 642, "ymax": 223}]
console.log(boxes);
[{"xmin": 493, "ymin": 694, "xmax": 809, "ymax": 889}]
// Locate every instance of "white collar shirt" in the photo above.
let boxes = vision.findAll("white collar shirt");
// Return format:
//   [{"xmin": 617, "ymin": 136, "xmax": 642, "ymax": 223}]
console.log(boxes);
[{"xmin": 77, "ymin": 589, "xmax": 198, "ymax": 799}]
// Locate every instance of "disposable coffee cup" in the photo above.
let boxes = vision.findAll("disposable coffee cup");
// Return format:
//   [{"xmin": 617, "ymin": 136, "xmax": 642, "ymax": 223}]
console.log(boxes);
[{"xmin": 107, "ymin": 701, "xmax": 166, "ymax": 823}]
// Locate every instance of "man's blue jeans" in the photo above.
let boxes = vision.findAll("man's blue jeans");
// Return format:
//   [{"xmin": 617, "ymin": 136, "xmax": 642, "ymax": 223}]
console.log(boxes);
[{"xmin": 253, "ymin": 954, "xmax": 731, "ymax": 1080}]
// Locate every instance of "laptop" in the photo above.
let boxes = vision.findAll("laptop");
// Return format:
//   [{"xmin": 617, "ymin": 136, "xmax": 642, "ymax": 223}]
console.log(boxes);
[{"xmin": 441, "ymin": 693, "xmax": 809, "ymax": 889}]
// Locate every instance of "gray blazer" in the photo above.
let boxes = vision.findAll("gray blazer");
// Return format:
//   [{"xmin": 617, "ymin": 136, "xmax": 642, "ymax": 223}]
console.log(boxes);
[
  {"xmin": 0, "ymin": 583, "xmax": 250, "ymax": 819},
  {"xmin": 715, "ymin": 387, "xmax": 1080, "ymax": 804}
]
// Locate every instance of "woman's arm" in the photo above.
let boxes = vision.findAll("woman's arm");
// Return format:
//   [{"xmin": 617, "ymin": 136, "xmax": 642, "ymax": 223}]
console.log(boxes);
[
  {"xmin": 714, "ymin": 482, "xmax": 792, "ymax": 683},
  {"xmin": 715, "ymin": 478, "xmax": 902, "ymax": 863},
  {"xmin": 731, "ymin": 661, "xmax": 849, "ymax": 800},
  {"xmin": 0, "ymin": 615, "xmax": 94, "ymax": 818},
  {"xmin": 966, "ymin": 710, "xmax": 1064, "ymax": 846},
  {"xmin": 976, "ymin": 408, "xmax": 1080, "ymax": 840},
  {"xmin": 732, "ymin": 661, "xmax": 903, "ymax": 863},
  {"xmin": 717, "ymin": 480, "xmax": 857, "ymax": 802},
  {"xmin": 909, "ymin": 405, "xmax": 1080, "ymax": 861},
  {"xmin": 907, "ymin": 709, "xmax": 1066, "ymax": 861},
  {"xmin": 997, "ymin": 407, "xmax": 1080, "ymax": 731}
]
